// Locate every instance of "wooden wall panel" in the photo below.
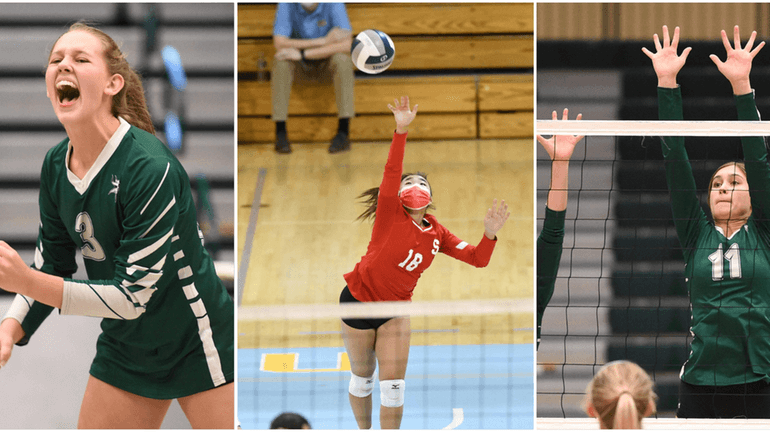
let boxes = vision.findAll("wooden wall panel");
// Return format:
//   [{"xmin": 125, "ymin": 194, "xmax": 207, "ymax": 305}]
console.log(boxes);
[
  {"xmin": 346, "ymin": 3, "xmax": 533, "ymax": 36},
  {"xmin": 479, "ymin": 112, "xmax": 533, "ymax": 138},
  {"xmin": 238, "ymin": 4, "xmax": 275, "ymax": 38},
  {"xmin": 537, "ymin": 3, "xmax": 606, "ymax": 40},
  {"xmin": 239, "ymin": 113, "xmax": 476, "ymax": 143},
  {"xmin": 393, "ymin": 36, "xmax": 533, "ymax": 69},
  {"xmin": 239, "ymin": 76, "xmax": 477, "ymax": 117},
  {"xmin": 619, "ymin": 3, "xmax": 763, "ymax": 41},
  {"xmin": 239, "ymin": 36, "xmax": 533, "ymax": 73},
  {"xmin": 238, "ymin": 3, "xmax": 533, "ymax": 38},
  {"xmin": 478, "ymin": 75, "xmax": 534, "ymax": 111},
  {"xmin": 538, "ymin": 3, "xmax": 769, "ymax": 41}
]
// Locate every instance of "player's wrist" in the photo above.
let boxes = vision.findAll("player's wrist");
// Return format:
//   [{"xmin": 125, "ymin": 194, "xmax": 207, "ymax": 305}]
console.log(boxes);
[
  {"xmin": 730, "ymin": 79, "xmax": 752, "ymax": 96},
  {"xmin": 657, "ymin": 76, "xmax": 678, "ymax": 88},
  {"xmin": 0, "ymin": 317, "xmax": 25, "ymax": 344}
]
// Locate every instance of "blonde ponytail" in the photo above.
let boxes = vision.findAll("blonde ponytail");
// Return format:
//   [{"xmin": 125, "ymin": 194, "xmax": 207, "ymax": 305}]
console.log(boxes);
[
  {"xmin": 583, "ymin": 361, "xmax": 656, "ymax": 429},
  {"xmin": 612, "ymin": 392, "xmax": 640, "ymax": 429}
]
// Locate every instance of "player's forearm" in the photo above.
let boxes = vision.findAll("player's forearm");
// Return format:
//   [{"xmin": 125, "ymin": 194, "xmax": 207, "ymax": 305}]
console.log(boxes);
[
  {"xmin": 305, "ymin": 37, "xmax": 353, "ymax": 60},
  {"xmin": 0, "ymin": 315, "xmax": 26, "ymax": 344},
  {"xmin": 381, "ymin": 132, "xmax": 407, "ymax": 195},
  {"xmin": 16, "ymin": 269, "xmax": 63, "ymax": 309},
  {"xmin": 273, "ymin": 35, "xmax": 325, "ymax": 51},
  {"xmin": 547, "ymin": 160, "xmax": 569, "ymax": 211}
]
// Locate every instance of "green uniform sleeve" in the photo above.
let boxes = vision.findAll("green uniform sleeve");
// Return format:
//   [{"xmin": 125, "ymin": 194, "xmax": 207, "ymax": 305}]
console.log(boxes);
[
  {"xmin": 659, "ymin": 87, "xmax": 707, "ymax": 256},
  {"xmin": 735, "ymin": 92, "xmax": 770, "ymax": 230},
  {"xmin": 15, "ymin": 152, "xmax": 79, "ymax": 345},
  {"xmin": 537, "ymin": 206, "xmax": 565, "ymax": 349}
]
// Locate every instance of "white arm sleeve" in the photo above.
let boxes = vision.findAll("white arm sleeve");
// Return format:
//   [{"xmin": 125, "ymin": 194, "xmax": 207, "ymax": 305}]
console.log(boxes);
[
  {"xmin": 60, "ymin": 280, "xmax": 151, "ymax": 320},
  {"xmin": 3, "ymin": 294, "xmax": 34, "ymax": 325}
]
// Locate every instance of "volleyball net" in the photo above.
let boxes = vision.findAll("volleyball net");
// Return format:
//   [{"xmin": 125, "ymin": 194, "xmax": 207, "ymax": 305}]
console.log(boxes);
[
  {"xmin": 536, "ymin": 120, "xmax": 770, "ymax": 419},
  {"xmin": 237, "ymin": 298, "xmax": 533, "ymax": 430}
]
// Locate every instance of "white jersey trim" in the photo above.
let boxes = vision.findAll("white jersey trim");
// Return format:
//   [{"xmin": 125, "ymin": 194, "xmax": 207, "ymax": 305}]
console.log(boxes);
[
  {"xmin": 178, "ymin": 265, "xmax": 193, "ymax": 280},
  {"xmin": 66, "ymin": 117, "xmax": 130, "ymax": 195},
  {"xmin": 140, "ymin": 196, "xmax": 176, "ymax": 239},
  {"xmin": 125, "ymin": 255, "xmax": 164, "ymax": 276},
  {"xmin": 455, "ymin": 241, "xmax": 469, "ymax": 250},
  {"xmin": 186, "ymin": 295, "xmax": 226, "ymax": 386},
  {"xmin": 141, "ymin": 162, "xmax": 171, "ymax": 215},
  {"xmin": 128, "ymin": 228, "xmax": 174, "ymax": 263},
  {"xmin": 410, "ymin": 218, "xmax": 433, "ymax": 232}
]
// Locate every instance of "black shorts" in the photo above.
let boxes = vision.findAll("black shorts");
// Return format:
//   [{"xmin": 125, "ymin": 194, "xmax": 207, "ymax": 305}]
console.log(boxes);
[
  {"xmin": 339, "ymin": 286, "xmax": 394, "ymax": 330},
  {"xmin": 677, "ymin": 379, "xmax": 770, "ymax": 418}
]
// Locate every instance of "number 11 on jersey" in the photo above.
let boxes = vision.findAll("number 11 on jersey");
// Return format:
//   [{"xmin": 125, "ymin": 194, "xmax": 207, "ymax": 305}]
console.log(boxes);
[{"xmin": 708, "ymin": 243, "xmax": 742, "ymax": 281}]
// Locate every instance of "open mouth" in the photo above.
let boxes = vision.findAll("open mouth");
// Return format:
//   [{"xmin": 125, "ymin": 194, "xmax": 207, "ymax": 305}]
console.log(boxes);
[{"xmin": 56, "ymin": 80, "xmax": 80, "ymax": 105}]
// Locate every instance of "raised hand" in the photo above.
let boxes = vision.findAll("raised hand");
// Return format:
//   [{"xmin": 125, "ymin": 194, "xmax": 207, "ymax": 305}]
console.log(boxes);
[
  {"xmin": 536, "ymin": 108, "xmax": 583, "ymax": 161},
  {"xmin": 387, "ymin": 96, "xmax": 418, "ymax": 134},
  {"xmin": 642, "ymin": 25, "xmax": 692, "ymax": 88},
  {"xmin": 484, "ymin": 199, "xmax": 510, "ymax": 240},
  {"xmin": 710, "ymin": 25, "xmax": 764, "ymax": 95}
]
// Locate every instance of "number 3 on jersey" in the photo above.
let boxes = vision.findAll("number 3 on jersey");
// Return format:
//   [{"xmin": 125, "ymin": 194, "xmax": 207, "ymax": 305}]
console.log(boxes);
[
  {"xmin": 708, "ymin": 243, "xmax": 741, "ymax": 281},
  {"xmin": 75, "ymin": 212, "xmax": 106, "ymax": 261}
]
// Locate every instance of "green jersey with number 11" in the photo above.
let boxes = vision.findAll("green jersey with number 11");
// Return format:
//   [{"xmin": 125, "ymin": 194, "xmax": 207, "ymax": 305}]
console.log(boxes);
[{"xmin": 660, "ymin": 87, "xmax": 770, "ymax": 387}]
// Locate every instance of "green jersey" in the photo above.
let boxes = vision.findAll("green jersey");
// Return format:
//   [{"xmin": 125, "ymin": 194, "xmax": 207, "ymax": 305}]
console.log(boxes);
[
  {"xmin": 660, "ymin": 87, "xmax": 770, "ymax": 386},
  {"xmin": 537, "ymin": 206, "xmax": 566, "ymax": 349},
  {"xmin": 6, "ymin": 118, "xmax": 233, "ymax": 398}
]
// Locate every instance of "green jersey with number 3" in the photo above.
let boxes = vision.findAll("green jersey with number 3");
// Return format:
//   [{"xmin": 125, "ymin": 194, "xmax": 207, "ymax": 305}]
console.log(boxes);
[
  {"xmin": 10, "ymin": 118, "xmax": 233, "ymax": 399},
  {"xmin": 660, "ymin": 87, "xmax": 770, "ymax": 386}
]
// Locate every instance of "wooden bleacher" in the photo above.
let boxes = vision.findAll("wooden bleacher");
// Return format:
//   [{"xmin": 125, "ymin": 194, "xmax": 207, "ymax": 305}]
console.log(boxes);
[{"xmin": 237, "ymin": 3, "xmax": 533, "ymax": 143}]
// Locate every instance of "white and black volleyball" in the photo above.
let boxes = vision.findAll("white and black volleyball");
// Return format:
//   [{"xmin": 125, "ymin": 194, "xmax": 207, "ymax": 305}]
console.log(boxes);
[{"xmin": 351, "ymin": 29, "xmax": 395, "ymax": 74}]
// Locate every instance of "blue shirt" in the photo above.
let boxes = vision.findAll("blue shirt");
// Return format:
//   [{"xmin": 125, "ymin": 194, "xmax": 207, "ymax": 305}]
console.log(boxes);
[{"xmin": 273, "ymin": 3, "xmax": 352, "ymax": 40}]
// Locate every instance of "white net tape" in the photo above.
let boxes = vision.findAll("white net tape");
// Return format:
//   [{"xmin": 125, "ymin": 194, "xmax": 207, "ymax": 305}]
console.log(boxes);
[
  {"xmin": 239, "ymin": 297, "xmax": 532, "ymax": 320},
  {"xmin": 538, "ymin": 120, "xmax": 770, "ymax": 136},
  {"xmin": 537, "ymin": 417, "xmax": 770, "ymax": 430}
]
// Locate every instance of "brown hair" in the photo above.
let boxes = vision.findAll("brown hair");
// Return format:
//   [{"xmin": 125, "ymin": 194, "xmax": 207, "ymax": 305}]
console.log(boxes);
[
  {"xmin": 356, "ymin": 172, "xmax": 435, "ymax": 221},
  {"xmin": 583, "ymin": 361, "xmax": 656, "ymax": 429},
  {"xmin": 707, "ymin": 161, "xmax": 749, "ymax": 217},
  {"xmin": 50, "ymin": 22, "xmax": 155, "ymax": 134}
]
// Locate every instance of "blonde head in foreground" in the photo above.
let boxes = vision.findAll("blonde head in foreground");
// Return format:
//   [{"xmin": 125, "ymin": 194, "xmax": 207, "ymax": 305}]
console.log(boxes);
[{"xmin": 583, "ymin": 361, "xmax": 657, "ymax": 429}]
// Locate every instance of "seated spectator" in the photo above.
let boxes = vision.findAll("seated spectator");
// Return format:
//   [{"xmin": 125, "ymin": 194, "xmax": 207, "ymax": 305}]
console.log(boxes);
[
  {"xmin": 583, "ymin": 360, "xmax": 657, "ymax": 429},
  {"xmin": 272, "ymin": 2, "xmax": 354, "ymax": 154},
  {"xmin": 270, "ymin": 412, "xmax": 312, "ymax": 429}
]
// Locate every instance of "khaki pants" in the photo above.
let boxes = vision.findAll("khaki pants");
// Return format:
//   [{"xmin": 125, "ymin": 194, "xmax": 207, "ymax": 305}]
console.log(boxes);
[{"xmin": 271, "ymin": 52, "xmax": 355, "ymax": 122}]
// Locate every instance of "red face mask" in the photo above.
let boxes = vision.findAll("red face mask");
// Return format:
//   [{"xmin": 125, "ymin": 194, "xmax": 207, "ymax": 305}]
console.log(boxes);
[{"xmin": 399, "ymin": 184, "xmax": 431, "ymax": 210}]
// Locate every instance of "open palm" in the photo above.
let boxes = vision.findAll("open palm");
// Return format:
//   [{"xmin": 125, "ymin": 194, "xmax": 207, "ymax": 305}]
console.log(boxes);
[
  {"xmin": 484, "ymin": 199, "xmax": 510, "ymax": 238},
  {"xmin": 387, "ymin": 96, "xmax": 418, "ymax": 131},
  {"xmin": 710, "ymin": 25, "xmax": 764, "ymax": 93},
  {"xmin": 536, "ymin": 108, "xmax": 583, "ymax": 161}
]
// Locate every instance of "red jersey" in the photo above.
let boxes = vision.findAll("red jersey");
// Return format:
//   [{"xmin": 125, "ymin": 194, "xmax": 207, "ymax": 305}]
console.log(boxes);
[{"xmin": 344, "ymin": 132, "xmax": 497, "ymax": 302}]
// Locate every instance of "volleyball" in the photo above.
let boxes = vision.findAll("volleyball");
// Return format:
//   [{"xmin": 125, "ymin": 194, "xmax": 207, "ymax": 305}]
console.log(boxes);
[{"xmin": 351, "ymin": 29, "xmax": 395, "ymax": 74}]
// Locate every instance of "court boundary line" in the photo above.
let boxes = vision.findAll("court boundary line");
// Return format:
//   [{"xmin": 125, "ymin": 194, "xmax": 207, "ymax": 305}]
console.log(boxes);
[
  {"xmin": 237, "ymin": 167, "xmax": 266, "ymax": 306},
  {"xmin": 443, "ymin": 408, "xmax": 464, "ymax": 429}
]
